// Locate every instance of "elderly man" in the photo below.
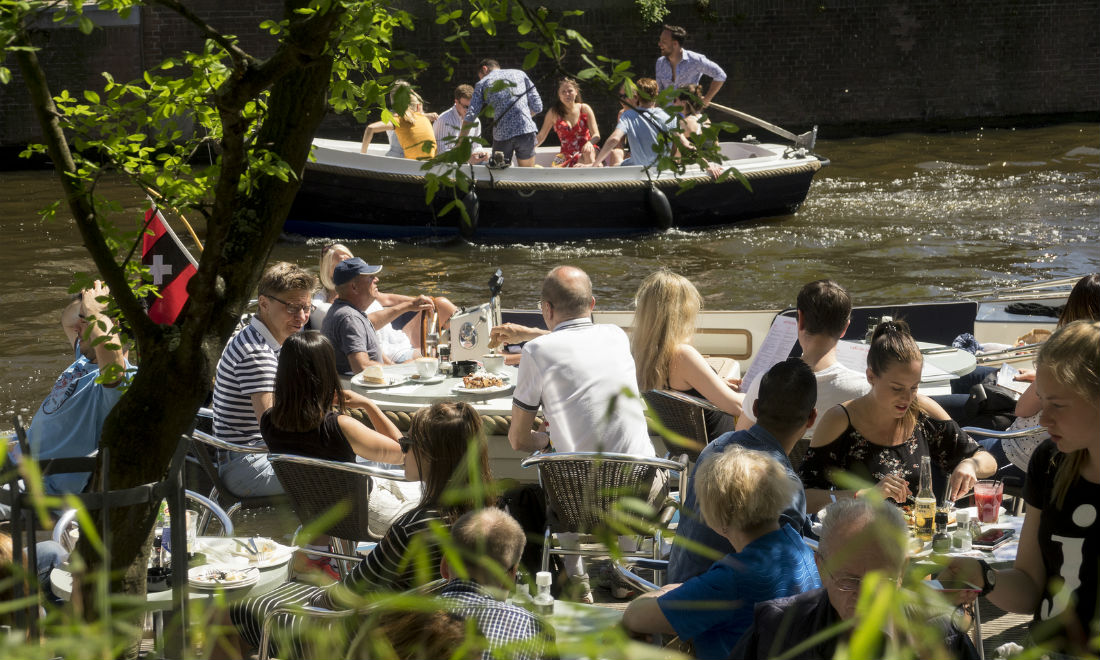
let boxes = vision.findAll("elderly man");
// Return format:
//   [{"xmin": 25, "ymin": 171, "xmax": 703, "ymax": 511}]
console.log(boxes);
[
  {"xmin": 213, "ymin": 262, "xmax": 317, "ymax": 496},
  {"xmin": 655, "ymin": 24, "xmax": 726, "ymax": 107},
  {"xmin": 440, "ymin": 508, "xmax": 553, "ymax": 660},
  {"xmin": 321, "ymin": 257, "xmax": 390, "ymax": 375},
  {"xmin": 668, "ymin": 358, "xmax": 818, "ymax": 583},
  {"xmin": 434, "ymin": 84, "xmax": 489, "ymax": 164},
  {"xmin": 736, "ymin": 279, "xmax": 869, "ymax": 436},
  {"xmin": 588, "ymin": 78, "xmax": 677, "ymax": 168},
  {"xmin": 461, "ymin": 59, "xmax": 543, "ymax": 167},
  {"xmin": 730, "ymin": 498, "xmax": 980, "ymax": 660}
]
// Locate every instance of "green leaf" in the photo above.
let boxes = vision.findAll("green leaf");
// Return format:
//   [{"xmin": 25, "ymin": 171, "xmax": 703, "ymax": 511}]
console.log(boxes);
[
  {"xmin": 0, "ymin": 68, "xmax": 10, "ymax": 85},
  {"xmin": 522, "ymin": 48, "xmax": 539, "ymax": 70}
]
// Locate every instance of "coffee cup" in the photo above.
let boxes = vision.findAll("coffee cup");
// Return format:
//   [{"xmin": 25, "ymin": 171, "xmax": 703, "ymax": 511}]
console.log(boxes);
[
  {"xmin": 481, "ymin": 354, "xmax": 505, "ymax": 373},
  {"xmin": 414, "ymin": 357, "xmax": 439, "ymax": 379},
  {"xmin": 451, "ymin": 360, "xmax": 479, "ymax": 378}
]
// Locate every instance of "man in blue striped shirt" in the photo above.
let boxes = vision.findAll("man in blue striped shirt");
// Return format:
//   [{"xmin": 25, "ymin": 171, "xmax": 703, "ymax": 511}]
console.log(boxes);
[{"xmin": 656, "ymin": 25, "xmax": 727, "ymax": 107}]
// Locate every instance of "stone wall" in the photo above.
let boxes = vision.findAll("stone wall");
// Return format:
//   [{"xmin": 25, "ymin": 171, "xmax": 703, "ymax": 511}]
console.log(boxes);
[{"xmin": 2, "ymin": 0, "xmax": 1097, "ymax": 151}]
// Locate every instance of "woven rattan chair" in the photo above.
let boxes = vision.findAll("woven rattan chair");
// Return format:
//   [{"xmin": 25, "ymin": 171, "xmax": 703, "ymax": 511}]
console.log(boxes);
[
  {"xmin": 520, "ymin": 451, "xmax": 687, "ymax": 582},
  {"xmin": 642, "ymin": 389, "xmax": 721, "ymax": 462},
  {"xmin": 268, "ymin": 453, "xmax": 405, "ymax": 576}
]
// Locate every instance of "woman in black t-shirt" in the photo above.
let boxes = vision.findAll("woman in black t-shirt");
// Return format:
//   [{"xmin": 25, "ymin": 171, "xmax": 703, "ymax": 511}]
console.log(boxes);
[
  {"xmin": 261, "ymin": 330, "xmax": 403, "ymax": 464},
  {"xmin": 947, "ymin": 320, "xmax": 1100, "ymax": 656}
]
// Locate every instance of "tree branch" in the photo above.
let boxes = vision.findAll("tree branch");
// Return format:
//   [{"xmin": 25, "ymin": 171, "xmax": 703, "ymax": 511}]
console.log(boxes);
[{"xmin": 148, "ymin": 0, "xmax": 254, "ymax": 69}]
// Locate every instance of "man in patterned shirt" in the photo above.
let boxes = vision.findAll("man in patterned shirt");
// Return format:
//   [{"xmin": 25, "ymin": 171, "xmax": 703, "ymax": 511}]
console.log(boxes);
[
  {"xmin": 440, "ymin": 508, "xmax": 553, "ymax": 660},
  {"xmin": 212, "ymin": 262, "xmax": 316, "ymax": 496},
  {"xmin": 656, "ymin": 25, "xmax": 727, "ymax": 107},
  {"xmin": 461, "ymin": 59, "xmax": 543, "ymax": 167}
]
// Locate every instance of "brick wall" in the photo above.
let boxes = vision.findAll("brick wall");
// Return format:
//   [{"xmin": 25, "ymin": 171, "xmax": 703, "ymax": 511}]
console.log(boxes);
[{"xmin": 2, "ymin": 0, "xmax": 1097, "ymax": 150}]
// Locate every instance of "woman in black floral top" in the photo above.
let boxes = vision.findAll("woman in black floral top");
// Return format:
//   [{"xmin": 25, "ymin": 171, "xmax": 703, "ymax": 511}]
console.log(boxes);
[{"xmin": 799, "ymin": 320, "xmax": 997, "ymax": 513}]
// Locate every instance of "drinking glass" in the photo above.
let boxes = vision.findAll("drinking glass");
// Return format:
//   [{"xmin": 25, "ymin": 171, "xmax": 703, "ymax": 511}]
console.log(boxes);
[{"xmin": 974, "ymin": 479, "xmax": 1003, "ymax": 524}]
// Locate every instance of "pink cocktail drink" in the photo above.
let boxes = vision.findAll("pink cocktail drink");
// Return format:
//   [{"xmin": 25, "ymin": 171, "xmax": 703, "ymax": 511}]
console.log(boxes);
[{"xmin": 974, "ymin": 480, "xmax": 1003, "ymax": 524}]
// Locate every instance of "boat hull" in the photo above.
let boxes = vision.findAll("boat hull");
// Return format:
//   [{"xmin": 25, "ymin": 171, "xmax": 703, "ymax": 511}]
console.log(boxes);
[{"xmin": 284, "ymin": 139, "xmax": 826, "ymax": 241}]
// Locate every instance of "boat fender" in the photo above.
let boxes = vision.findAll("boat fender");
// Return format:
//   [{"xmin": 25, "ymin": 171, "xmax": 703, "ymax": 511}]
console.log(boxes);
[
  {"xmin": 647, "ymin": 185, "xmax": 673, "ymax": 230},
  {"xmin": 460, "ymin": 189, "xmax": 479, "ymax": 240}
]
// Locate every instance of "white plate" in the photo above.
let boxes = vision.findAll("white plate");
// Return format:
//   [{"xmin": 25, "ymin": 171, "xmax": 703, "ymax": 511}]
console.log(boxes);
[
  {"xmin": 452, "ymin": 383, "xmax": 512, "ymax": 395},
  {"xmin": 188, "ymin": 565, "xmax": 259, "ymax": 590},
  {"xmin": 407, "ymin": 373, "xmax": 445, "ymax": 385},
  {"xmin": 351, "ymin": 374, "xmax": 411, "ymax": 389},
  {"xmin": 227, "ymin": 538, "xmax": 298, "ymax": 568}
]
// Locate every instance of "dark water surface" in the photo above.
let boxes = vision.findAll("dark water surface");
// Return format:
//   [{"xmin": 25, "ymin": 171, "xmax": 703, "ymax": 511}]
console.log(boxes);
[{"xmin": 2, "ymin": 123, "xmax": 1097, "ymax": 420}]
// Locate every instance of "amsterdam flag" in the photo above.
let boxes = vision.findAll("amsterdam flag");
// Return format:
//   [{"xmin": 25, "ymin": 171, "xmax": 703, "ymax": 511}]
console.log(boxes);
[{"xmin": 141, "ymin": 206, "xmax": 197, "ymax": 324}]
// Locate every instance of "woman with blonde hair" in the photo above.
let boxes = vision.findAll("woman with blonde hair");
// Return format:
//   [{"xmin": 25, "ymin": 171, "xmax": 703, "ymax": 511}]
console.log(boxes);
[
  {"xmin": 360, "ymin": 81, "xmax": 437, "ymax": 159},
  {"xmin": 799, "ymin": 319, "xmax": 997, "ymax": 512},
  {"xmin": 946, "ymin": 320, "xmax": 1099, "ymax": 657},
  {"xmin": 631, "ymin": 269, "xmax": 743, "ymax": 436}
]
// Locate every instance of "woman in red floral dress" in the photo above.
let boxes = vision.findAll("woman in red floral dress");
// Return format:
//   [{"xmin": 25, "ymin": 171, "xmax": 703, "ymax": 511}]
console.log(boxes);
[{"xmin": 536, "ymin": 78, "xmax": 602, "ymax": 167}]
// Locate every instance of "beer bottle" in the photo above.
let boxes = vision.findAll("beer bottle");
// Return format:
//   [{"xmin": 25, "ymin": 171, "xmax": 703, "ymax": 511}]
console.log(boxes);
[{"xmin": 914, "ymin": 456, "xmax": 936, "ymax": 542}]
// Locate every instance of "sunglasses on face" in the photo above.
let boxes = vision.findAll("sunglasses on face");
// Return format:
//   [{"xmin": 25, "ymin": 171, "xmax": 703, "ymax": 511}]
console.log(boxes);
[{"xmin": 263, "ymin": 294, "xmax": 315, "ymax": 316}]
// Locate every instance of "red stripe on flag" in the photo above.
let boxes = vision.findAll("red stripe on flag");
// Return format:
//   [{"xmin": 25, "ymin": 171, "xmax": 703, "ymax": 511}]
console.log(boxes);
[
  {"xmin": 142, "ymin": 208, "xmax": 167, "ymax": 252},
  {"xmin": 148, "ymin": 263, "xmax": 196, "ymax": 324}
]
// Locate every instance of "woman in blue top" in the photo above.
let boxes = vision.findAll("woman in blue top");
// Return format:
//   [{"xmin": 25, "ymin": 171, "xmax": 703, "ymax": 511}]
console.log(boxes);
[{"xmin": 623, "ymin": 445, "xmax": 821, "ymax": 659}]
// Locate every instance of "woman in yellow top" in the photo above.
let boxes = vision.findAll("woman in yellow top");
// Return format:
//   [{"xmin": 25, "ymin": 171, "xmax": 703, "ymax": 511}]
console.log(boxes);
[{"xmin": 360, "ymin": 81, "xmax": 437, "ymax": 159}]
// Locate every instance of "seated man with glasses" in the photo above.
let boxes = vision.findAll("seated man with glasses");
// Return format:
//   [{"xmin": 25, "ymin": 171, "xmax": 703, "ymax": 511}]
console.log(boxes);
[
  {"xmin": 213, "ymin": 262, "xmax": 318, "ymax": 497},
  {"xmin": 434, "ymin": 84, "xmax": 490, "ymax": 164},
  {"xmin": 731, "ymin": 498, "xmax": 979, "ymax": 660}
]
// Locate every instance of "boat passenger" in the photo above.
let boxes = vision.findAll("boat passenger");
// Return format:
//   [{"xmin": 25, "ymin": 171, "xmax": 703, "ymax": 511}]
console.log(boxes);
[
  {"xmin": 798, "ymin": 319, "xmax": 998, "ymax": 512},
  {"xmin": 230, "ymin": 401, "xmax": 495, "ymax": 659},
  {"xmin": 261, "ymin": 331, "xmax": 403, "ymax": 464},
  {"xmin": 584, "ymin": 78, "xmax": 676, "ymax": 169},
  {"xmin": 534, "ymin": 77, "xmax": 601, "ymax": 167},
  {"xmin": 668, "ymin": 359, "xmax": 818, "ymax": 584},
  {"xmin": 360, "ymin": 81, "xmax": 437, "ymax": 159},
  {"xmin": 461, "ymin": 59, "xmax": 543, "ymax": 167},
  {"xmin": 631, "ymin": 269, "xmax": 744, "ymax": 424},
  {"xmin": 737, "ymin": 279, "xmax": 870, "ymax": 439},
  {"xmin": 623, "ymin": 445, "xmax": 821, "ymax": 660},
  {"xmin": 312, "ymin": 243, "xmax": 453, "ymax": 363},
  {"xmin": 656, "ymin": 24, "xmax": 726, "ymax": 107},
  {"xmin": 433, "ymin": 84, "xmax": 489, "ymax": 164},
  {"xmin": 944, "ymin": 320, "xmax": 1100, "ymax": 658},
  {"xmin": 731, "ymin": 498, "xmax": 980, "ymax": 660},
  {"xmin": 671, "ymin": 84, "xmax": 724, "ymax": 179}
]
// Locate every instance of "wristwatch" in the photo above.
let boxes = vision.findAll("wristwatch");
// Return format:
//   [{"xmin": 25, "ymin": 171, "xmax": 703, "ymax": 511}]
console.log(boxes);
[{"xmin": 977, "ymin": 559, "xmax": 996, "ymax": 597}]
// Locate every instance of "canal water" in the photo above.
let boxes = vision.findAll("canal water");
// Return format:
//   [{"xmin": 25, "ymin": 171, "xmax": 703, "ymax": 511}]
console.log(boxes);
[{"xmin": 1, "ymin": 123, "xmax": 1097, "ymax": 421}]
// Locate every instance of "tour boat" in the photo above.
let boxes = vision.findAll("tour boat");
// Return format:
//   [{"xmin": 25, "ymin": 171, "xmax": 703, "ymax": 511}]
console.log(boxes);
[{"xmin": 283, "ymin": 137, "xmax": 828, "ymax": 241}]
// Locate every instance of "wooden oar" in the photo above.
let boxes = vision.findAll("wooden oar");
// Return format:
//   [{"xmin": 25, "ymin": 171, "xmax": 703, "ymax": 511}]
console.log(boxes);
[{"xmin": 707, "ymin": 102, "xmax": 817, "ymax": 150}]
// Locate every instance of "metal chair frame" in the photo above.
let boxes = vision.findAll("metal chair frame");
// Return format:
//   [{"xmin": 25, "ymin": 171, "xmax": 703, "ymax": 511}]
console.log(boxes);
[
  {"xmin": 267, "ymin": 453, "xmax": 405, "ymax": 575},
  {"xmin": 963, "ymin": 424, "xmax": 1044, "ymax": 516},
  {"xmin": 521, "ymin": 451, "xmax": 687, "ymax": 585}
]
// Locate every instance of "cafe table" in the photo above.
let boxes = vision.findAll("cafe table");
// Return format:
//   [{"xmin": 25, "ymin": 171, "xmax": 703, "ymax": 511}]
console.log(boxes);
[{"xmin": 344, "ymin": 363, "xmax": 519, "ymax": 415}]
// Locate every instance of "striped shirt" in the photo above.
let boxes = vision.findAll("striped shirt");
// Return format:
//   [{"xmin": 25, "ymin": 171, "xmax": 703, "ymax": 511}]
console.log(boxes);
[
  {"xmin": 213, "ymin": 316, "xmax": 279, "ymax": 447},
  {"xmin": 655, "ymin": 48, "xmax": 727, "ymax": 90},
  {"xmin": 441, "ymin": 580, "xmax": 553, "ymax": 660}
]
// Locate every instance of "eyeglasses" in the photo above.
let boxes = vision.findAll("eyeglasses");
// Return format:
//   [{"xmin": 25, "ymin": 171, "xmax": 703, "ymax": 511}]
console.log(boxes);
[
  {"xmin": 320, "ymin": 242, "xmax": 340, "ymax": 256},
  {"xmin": 264, "ymin": 294, "xmax": 315, "ymax": 316}
]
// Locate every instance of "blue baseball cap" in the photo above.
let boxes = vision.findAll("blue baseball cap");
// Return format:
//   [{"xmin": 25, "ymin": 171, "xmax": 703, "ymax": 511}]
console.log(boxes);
[{"xmin": 332, "ymin": 257, "xmax": 382, "ymax": 286}]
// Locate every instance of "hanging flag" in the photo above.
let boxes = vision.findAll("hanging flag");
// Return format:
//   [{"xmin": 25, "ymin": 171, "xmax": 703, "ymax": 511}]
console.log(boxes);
[{"xmin": 141, "ymin": 206, "xmax": 198, "ymax": 324}]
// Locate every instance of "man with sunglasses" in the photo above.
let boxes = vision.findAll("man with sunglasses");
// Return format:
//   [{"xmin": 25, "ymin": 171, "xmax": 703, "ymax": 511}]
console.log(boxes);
[
  {"xmin": 213, "ymin": 262, "xmax": 317, "ymax": 497},
  {"xmin": 434, "ymin": 84, "xmax": 490, "ymax": 164}
]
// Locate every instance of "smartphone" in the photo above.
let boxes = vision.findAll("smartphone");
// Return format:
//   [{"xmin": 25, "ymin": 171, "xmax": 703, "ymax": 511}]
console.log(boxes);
[
  {"xmin": 926, "ymin": 579, "xmax": 981, "ymax": 593},
  {"xmin": 973, "ymin": 528, "xmax": 1015, "ymax": 549}
]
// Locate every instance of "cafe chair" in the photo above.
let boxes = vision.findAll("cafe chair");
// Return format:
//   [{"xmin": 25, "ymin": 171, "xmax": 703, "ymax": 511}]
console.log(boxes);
[
  {"xmin": 189, "ymin": 410, "xmax": 290, "ymax": 532},
  {"xmin": 642, "ymin": 389, "xmax": 717, "ymax": 463},
  {"xmin": 267, "ymin": 453, "xmax": 406, "ymax": 577},
  {"xmin": 963, "ymin": 424, "xmax": 1045, "ymax": 515},
  {"xmin": 51, "ymin": 489, "xmax": 236, "ymax": 552},
  {"xmin": 256, "ymin": 578, "xmax": 448, "ymax": 660},
  {"xmin": 521, "ymin": 451, "xmax": 687, "ymax": 585}
]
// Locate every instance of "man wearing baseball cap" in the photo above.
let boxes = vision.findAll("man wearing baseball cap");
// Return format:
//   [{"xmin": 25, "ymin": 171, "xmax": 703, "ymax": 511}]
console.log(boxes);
[{"xmin": 321, "ymin": 257, "xmax": 389, "ymax": 375}]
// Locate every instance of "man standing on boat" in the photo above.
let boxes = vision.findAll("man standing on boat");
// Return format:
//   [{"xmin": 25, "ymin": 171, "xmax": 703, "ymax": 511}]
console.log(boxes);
[
  {"xmin": 434, "ymin": 84, "xmax": 489, "ymax": 164},
  {"xmin": 656, "ymin": 24, "xmax": 726, "ymax": 108},
  {"xmin": 461, "ymin": 59, "xmax": 543, "ymax": 167},
  {"xmin": 213, "ymin": 262, "xmax": 317, "ymax": 497}
]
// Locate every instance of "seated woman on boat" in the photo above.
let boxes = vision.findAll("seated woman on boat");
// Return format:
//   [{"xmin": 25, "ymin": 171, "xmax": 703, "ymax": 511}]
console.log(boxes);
[
  {"xmin": 672, "ymin": 85, "xmax": 724, "ymax": 179},
  {"xmin": 977, "ymin": 272, "xmax": 1100, "ymax": 484},
  {"xmin": 360, "ymin": 81, "xmax": 437, "ymax": 159},
  {"xmin": 944, "ymin": 320, "xmax": 1100, "ymax": 658},
  {"xmin": 261, "ymin": 331, "xmax": 403, "ymax": 463},
  {"xmin": 534, "ymin": 77, "xmax": 601, "ymax": 167},
  {"xmin": 230, "ymin": 401, "xmax": 495, "ymax": 658},
  {"xmin": 631, "ymin": 269, "xmax": 744, "ymax": 434},
  {"xmin": 311, "ymin": 242, "xmax": 455, "ymax": 363},
  {"xmin": 799, "ymin": 320, "xmax": 997, "ymax": 512}
]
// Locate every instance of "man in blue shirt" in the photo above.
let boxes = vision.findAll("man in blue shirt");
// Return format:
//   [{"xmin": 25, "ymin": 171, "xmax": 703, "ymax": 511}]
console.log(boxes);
[
  {"xmin": 462, "ymin": 59, "xmax": 543, "ymax": 167},
  {"xmin": 656, "ymin": 24, "xmax": 727, "ymax": 107},
  {"xmin": 667, "ymin": 358, "xmax": 819, "ymax": 583},
  {"xmin": 587, "ymin": 78, "xmax": 677, "ymax": 169}
]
